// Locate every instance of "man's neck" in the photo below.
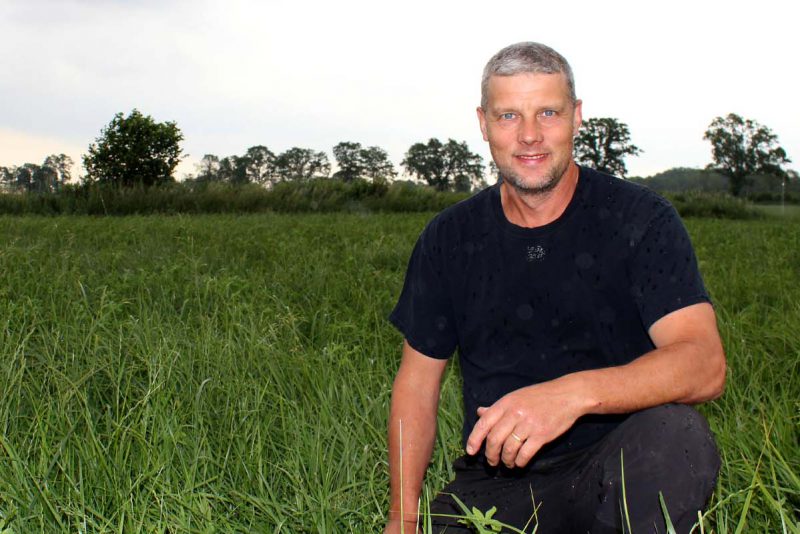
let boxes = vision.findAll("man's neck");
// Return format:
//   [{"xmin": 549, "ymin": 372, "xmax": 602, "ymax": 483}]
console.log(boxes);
[{"xmin": 500, "ymin": 162, "xmax": 580, "ymax": 228}]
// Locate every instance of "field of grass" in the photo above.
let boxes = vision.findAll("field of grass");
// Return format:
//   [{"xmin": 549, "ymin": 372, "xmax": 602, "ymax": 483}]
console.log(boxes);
[
  {"xmin": 754, "ymin": 203, "xmax": 800, "ymax": 219},
  {"xmin": 0, "ymin": 213, "xmax": 797, "ymax": 532}
]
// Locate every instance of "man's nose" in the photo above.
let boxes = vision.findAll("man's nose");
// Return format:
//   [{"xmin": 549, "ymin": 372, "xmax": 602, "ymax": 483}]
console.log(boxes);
[{"xmin": 518, "ymin": 118, "xmax": 543, "ymax": 144}]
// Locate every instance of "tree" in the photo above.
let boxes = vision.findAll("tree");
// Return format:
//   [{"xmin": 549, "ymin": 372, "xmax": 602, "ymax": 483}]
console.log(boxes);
[
  {"xmin": 573, "ymin": 117, "xmax": 641, "ymax": 178},
  {"xmin": 703, "ymin": 113, "xmax": 791, "ymax": 197},
  {"xmin": 41, "ymin": 154, "xmax": 73, "ymax": 192},
  {"xmin": 244, "ymin": 145, "xmax": 277, "ymax": 186},
  {"xmin": 361, "ymin": 145, "xmax": 397, "ymax": 183},
  {"xmin": 195, "ymin": 154, "xmax": 222, "ymax": 183},
  {"xmin": 83, "ymin": 109, "xmax": 184, "ymax": 187},
  {"xmin": 332, "ymin": 142, "xmax": 365, "ymax": 182},
  {"xmin": 402, "ymin": 138, "xmax": 484, "ymax": 192},
  {"xmin": 218, "ymin": 155, "xmax": 249, "ymax": 185},
  {"xmin": 274, "ymin": 147, "xmax": 330, "ymax": 181},
  {"xmin": 0, "ymin": 154, "xmax": 73, "ymax": 193},
  {"xmin": 332, "ymin": 142, "xmax": 396, "ymax": 183},
  {"xmin": 0, "ymin": 166, "xmax": 12, "ymax": 190}
]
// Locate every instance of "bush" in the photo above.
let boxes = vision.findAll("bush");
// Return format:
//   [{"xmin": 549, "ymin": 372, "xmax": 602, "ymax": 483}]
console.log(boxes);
[{"xmin": 666, "ymin": 191, "xmax": 763, "ymax": 220}]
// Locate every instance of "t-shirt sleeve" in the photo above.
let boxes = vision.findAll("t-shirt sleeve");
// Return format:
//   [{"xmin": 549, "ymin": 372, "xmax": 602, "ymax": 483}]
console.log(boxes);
[
  {"xmin": 389, "ymin": 223, "xmax": 458, "ymax": 359},
  {"xmin": 629, "ymin": 204, "xmax": 711, "ymax": 330}
]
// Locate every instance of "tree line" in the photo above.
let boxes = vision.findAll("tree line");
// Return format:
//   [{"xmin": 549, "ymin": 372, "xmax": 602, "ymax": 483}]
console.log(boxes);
[{"xmin": 0, "ymin": 109, "xmax": 793, "ymax": 198}]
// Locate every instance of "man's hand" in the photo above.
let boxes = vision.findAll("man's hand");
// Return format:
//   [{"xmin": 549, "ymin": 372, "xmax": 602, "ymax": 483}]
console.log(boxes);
[{"xmin": 465, "ymin": 378, "xmax": 587, "ymax": 468}]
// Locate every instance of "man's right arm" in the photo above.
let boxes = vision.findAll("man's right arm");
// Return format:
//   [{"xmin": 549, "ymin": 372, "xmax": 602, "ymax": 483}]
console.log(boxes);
[{"xmin": 385, "ymin": 340, "xmax": 449, "ymax": 534}]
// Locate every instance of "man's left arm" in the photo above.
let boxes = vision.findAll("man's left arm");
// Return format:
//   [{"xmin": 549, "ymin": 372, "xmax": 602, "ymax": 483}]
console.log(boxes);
[{"xmin": 466, "ymin": 302, "xmax": 726, "ymax": 468}]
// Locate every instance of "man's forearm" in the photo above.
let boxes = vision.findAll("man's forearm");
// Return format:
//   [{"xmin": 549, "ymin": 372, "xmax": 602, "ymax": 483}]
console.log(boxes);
[
  {"xmin": 571, "ymin": 303, "xmax": 726, "ymax": 417},
  {"xmin": 569, "ymin": 337, "xmax": 726, "ymax": 417},
  {"xmin": 387, "ymin": 375, "xmax": 439, "ymax": 524}
]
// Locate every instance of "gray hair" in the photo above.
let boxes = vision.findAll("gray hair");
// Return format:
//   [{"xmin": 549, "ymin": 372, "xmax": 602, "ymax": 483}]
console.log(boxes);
[{"xmin": 481, "ymin": 42, "xmax": 576, "ymax": 109}]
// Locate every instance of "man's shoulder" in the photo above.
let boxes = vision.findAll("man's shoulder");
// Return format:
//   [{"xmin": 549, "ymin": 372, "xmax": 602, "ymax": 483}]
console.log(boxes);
[
  {"xmin": 423, "ymin": 184, "xmax": 497, "ymax": 240},
  {"xmin": 580, "ymin": 167, "xmax": 673, "ymax": 217}
]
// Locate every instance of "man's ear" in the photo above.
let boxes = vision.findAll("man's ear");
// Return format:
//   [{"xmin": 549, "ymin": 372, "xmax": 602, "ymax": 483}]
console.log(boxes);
[
  {"xmin": 572, "ymin": 99, "xmax": 583, "ymax": 133},
  {"xmin": 477, "ymin": 106, "xmax": 489, "ymax": 142}
]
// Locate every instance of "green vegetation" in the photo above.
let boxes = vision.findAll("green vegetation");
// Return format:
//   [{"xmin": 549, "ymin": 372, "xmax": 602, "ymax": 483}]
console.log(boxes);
[
  {"xmin": 0, "ymin": 213, "xmax": 796, "ymax": 532},
  {"xmin": 630, "ymin": 168, "xmax": 800, "ymax": 204},
  {"xmin": 665, "ymin": 192, "xmax": 764, "ymax": 220},
  {"xmin": 0, "ymin": 180, "xmax": 471, "ymax": 216},
  {"xmin": 753, "ymin": 204, "xmax": 800, "ymax": 219},
  {"xmin": 0, "ymin": 179, "xmax": 780, "ymax": 219}
]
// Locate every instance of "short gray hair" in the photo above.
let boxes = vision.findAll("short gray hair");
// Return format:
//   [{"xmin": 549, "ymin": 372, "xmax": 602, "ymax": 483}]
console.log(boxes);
[{"xmin": 481, "ymin": 42, "xmax": 576, "ymax": 109}]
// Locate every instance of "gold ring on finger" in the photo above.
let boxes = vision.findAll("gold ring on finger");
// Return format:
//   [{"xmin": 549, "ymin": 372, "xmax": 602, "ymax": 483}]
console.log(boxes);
[{"xmin": 511, "ymin": 432, "xmax": 523, "ymax": 442}]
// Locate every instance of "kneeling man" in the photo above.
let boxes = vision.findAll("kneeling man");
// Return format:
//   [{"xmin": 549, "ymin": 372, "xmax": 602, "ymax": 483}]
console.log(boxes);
[{"xmin": 385, "ymin": 42, "xmax": 725, "ymax": 533}]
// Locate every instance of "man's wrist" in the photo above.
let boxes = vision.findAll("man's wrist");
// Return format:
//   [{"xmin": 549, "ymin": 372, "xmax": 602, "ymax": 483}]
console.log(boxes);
[{"xmin": 387, "ymin": 509, "xmax": 419, "ymax": 523}]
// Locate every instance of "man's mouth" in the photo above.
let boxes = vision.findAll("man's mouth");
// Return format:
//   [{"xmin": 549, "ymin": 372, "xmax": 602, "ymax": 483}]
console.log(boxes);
[{"xmin": 515, "ymin": 153, "xmax": 547, "ymax": 161}]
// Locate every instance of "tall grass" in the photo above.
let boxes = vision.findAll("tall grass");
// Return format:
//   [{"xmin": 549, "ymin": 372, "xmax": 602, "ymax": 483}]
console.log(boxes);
[
  {"xmin": 0, "ymin": 213, "xmax": 796, "ymax": 532},
  {"xmin": 0, "ymin": 181, "xmax": 472, "ymax": 216},
  {"xmin": 0, "ymin": 182, "xmax": 765, "ymax": 220}
]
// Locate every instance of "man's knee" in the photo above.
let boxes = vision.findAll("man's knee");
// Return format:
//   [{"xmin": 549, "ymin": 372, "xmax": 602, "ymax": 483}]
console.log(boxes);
[
  {"xmin": 628, "ymin": 404, "xmax": 720, "ymax": 480},
  {"xmin": 594, "ymin": 404, "xmax": 720, "ymax": 532}
]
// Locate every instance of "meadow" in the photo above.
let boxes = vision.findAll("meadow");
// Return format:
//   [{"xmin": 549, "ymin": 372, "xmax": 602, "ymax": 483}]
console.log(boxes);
[{"xmin": 0, "ymin": 212, "xmax": 796, "ymax": 532}]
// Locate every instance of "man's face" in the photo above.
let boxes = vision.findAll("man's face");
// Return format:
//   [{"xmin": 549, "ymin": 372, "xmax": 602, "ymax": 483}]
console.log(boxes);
[{"xmin": 477, "ymin": 72, "xmax": 582, "ymax": 195}]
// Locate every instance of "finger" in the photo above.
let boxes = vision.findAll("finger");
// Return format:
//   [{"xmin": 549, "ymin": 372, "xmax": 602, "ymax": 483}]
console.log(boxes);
[
  {"xmin": 465, "ymin": 405, "xmax": 501, "ymax": 455},
  {"xmin": 501, "ymin": 430, "xmax": 525, "ymax": 468},
  {"xmin": 483, "ymin": 416, "xmax": 520, "ymax": 466},
  {"xmin": 514, "ymin": 437, "xmax": 544, "ymax": 468}
]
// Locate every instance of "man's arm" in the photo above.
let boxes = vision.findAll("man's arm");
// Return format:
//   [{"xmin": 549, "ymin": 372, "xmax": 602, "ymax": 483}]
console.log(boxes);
[
  {"xmin": 467, "ymin": 302, "xmax": 727, "ymax": 468},
  {"xmin": 385, "ymin": 341, "xmax": 449, "ymax": 533}
]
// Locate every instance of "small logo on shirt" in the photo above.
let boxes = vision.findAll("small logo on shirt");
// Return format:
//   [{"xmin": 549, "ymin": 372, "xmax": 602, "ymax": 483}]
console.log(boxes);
[{"xmin": 526, "ymin": 245, "xmax": 546, "ymax": 262}]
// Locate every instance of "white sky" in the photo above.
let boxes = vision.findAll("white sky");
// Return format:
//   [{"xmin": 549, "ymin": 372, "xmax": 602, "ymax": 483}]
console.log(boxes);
[{"xmin": 1, "ymin": 0, "xmax": 798, "ymax": 180}]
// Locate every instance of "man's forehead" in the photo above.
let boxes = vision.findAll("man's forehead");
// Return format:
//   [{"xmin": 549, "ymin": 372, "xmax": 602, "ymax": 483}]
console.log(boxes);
[
  {"xmin": 486, "ymin": 72, "xmax": 572, "ymax": 104},
  {"xmin": 487, "ymin": 71, "xmax": 569, "ymax": 87}
]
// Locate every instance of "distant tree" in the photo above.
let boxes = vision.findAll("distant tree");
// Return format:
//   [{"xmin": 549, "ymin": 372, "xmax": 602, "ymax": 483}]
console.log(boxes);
[
  {"xmin": 703, "ymin": 113, "xmax": 791, "ymax": 196},
  {"xmin": 42, "ymin": 154, "xmax": 73, "ymax": 191},
  {"xmin": 274, "ymin": 148, "xmax": 330, "ymax": 181},
  {"xmin": 217, "ymin": 155, "xmax": 250, "ymax": 185},
  {"xmin": 402, "ymin": 138, "xmax": 484, "ymax": 192},
  {"xmin": 488, "ymin": 161, "xmax": 499, "ymax": 182},
  {"xmin": 332, "ymin": 142, "xmax": 396, "ymax": 183},
  {"xmin": 0, "ymin": 166, "xmax": 12, "ymax": 190},
  {"xmin": 332, "ymin": 142, "xmax": 365, "ymax": 182},
  {"xmin": 361, "ymin": 145, "xmax": 396, "ymax": 183},
  {"xmin": 573, "ymin": 117, "xmax": 642, "ymax": 178},
  {"xmin": 244, "ymin": 145, "xmax": 277, "ymax": 186},
  {"xmin": 83, "ymin": 109, "xmax": 184, "ymax": 187},
  {"xmin": 14, "ymin": 164, "xmax": 36, "ymax": 191},
  {"xmin": 0, "ymin": 154, "xmax": 71, "ymax": 193},
  {"xmin": 195, "ymin": 154, "xmax": 222, "ymax": 183}
]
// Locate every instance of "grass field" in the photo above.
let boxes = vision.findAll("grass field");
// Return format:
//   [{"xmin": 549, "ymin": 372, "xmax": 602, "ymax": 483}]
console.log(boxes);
[
  {"xmin": 754, "ymin": 203, "xmax": 800, "ymax": 219},
  {"xmin": 0, "ymin": 213, "xmax": 797, "ymax": 532}
]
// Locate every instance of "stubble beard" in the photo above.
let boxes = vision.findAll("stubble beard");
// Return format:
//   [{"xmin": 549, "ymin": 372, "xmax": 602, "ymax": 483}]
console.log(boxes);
[{"xmin": 497, "ymin": 159, "xmax": 568, "ymax": 198}]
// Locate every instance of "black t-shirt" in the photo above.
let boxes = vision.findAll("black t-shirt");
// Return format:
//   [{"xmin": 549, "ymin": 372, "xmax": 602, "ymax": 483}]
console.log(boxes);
[{"xmin": 389, "ymin": 166, "xmax": 710, "ymax": 458}]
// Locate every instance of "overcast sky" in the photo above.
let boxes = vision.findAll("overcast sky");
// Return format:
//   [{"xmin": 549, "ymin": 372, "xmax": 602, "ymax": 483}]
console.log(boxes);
[{"xmin": 1, "ymin": 0, "xmax": 798, "ymax": 180}]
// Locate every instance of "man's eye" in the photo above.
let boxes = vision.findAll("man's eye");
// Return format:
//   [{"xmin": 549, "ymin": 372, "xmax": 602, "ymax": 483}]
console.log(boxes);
[
  {"xmin": 541, "ymin": 110, "xmax": 557, "ymax": 118},
  {"xmin": 500, "ymin": 113, "xmax": 516, "ymax": 120}
]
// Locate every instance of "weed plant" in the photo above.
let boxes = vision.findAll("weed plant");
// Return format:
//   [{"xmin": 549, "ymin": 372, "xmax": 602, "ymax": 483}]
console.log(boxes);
[{"xmin": 0, "ymin": 213, "xmax": 795, "ymax": 532}]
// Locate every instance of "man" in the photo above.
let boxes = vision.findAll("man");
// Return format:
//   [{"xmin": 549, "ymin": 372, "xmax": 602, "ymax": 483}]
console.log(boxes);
[{"xmin": 385, "ymin": 42, "xmax": 726, "ymax": 533}]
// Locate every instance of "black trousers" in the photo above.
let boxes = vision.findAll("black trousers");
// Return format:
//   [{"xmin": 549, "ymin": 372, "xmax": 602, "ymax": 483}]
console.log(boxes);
[{"xmin": 428, "ymin": 404, "xmax": 720, "ymax": 533}]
